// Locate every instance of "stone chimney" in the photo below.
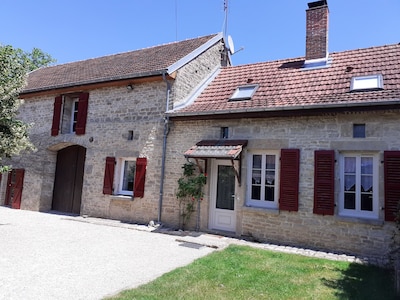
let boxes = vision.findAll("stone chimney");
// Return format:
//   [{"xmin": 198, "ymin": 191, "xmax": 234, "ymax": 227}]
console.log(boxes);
[{"xmin": 305, "ymin": 0, "xmax": 329, "ymax": 61}]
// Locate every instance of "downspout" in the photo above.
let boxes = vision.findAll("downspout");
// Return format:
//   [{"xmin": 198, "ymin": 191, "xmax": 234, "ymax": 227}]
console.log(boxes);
[{"xmin": 158, "ymin": 70, "xmax": 171, "ymax": 223}]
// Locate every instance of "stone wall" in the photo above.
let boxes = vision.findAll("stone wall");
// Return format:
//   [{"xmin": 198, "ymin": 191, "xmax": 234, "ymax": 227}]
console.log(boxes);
[
  {"xmin": 163, "ymin": 110, "xmax": 400, "ymax": 259},
  {"xmin": 1, "ymin": 39, "xmax": 225, "ymax": 224}
]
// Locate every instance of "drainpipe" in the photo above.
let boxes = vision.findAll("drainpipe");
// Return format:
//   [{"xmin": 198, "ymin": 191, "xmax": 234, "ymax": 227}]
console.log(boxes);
[{"xmin": 158, "ymin": 71, "xmax": 171, "ymax": 223}]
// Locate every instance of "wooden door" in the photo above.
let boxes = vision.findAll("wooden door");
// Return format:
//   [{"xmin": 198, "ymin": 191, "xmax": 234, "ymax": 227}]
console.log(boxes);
[
  {"xmin": 5, "ymin": 169, "xmax": 25, "ymax": 209},
  {"xmin": 52, "ymin": 145, "xmax": 86, "ymax": 214}
]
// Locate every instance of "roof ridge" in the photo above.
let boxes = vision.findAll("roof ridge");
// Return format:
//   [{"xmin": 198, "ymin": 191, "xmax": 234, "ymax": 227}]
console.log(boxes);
[
  {"xmin": 227, "ymin": 42, "xmax": 400, "ymax": 69},
  {"xmin": 40, "ymin": 33, "xmax": 220, "ymax": 69},
  {"xmin": 330, "ymin": 42, "xmax": 400, "ymax": 55}
]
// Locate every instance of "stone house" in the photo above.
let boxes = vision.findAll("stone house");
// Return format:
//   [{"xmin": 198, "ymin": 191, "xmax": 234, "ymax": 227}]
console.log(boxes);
[
  {"xmin": 0, "ymin": 33, "xmax": 229, "ymax": 223},
  {"xmin": 164, "ymin": 1, "xmax": 400, "ymax": 259}
]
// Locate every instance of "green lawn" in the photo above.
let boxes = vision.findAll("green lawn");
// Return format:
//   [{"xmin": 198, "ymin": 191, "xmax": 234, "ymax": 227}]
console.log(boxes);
[{"xmin": 107, "ymin": 245, "xmax": 397, "ymax": 300}]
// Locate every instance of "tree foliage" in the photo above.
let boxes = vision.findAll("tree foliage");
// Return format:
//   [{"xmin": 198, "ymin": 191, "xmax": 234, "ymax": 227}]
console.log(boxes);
[{"xmin": 0, "ymin": 45, "xmax": 55, "ymax": 172}]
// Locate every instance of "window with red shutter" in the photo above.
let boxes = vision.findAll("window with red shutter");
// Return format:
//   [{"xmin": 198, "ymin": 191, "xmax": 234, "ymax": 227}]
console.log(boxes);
[
  {"xmin": 384, "ymin": 151, "xmax": 400, "ymax": 222},
  {"xmin": 134, "ymin": 158, "xmax": 147, "ymax": 198},
  {"xmin": 75, "ymin": 92, "xmax": 89, "ymax": 135},
  {"xmin": 103, "ymin": 157, "xmax": 115, "ymax": 195},
  {"xmin": 51, "ymin": 96, "xmax": 63, "ymax": 136},
  {"xmin": 314, "ymin": 150, "xmax": 335, "ymax": 215},
  {"xmin": 279, "ymin": 149, "xmax": 300, "ymax": 212}
]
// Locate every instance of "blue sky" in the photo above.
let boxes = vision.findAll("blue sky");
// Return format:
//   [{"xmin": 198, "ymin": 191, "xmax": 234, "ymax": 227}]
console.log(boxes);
[{"xmin": 1, "ymin": 1, "xmax": 399, "ymax": 66}]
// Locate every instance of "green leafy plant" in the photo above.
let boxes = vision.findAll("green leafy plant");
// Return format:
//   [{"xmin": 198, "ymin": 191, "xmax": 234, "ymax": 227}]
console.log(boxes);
[{"xmin": 176, "ymin": 163, "xmax": 207, "ymax": 230}]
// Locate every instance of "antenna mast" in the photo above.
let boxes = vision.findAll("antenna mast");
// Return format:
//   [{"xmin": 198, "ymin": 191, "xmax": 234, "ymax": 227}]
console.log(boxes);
[{"xmin": 223, "ymin": 0, "xmax": 228, "ymax": 38}]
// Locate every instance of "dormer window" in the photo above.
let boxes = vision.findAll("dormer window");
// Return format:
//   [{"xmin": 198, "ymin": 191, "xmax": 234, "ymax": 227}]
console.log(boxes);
[
  {"xmin": 229, "ymin": 84, "xmax": 258, "ymax": 101},
  {"xmin": 350, "ymin": 75, "xmax": 383, "ymax": 92}
]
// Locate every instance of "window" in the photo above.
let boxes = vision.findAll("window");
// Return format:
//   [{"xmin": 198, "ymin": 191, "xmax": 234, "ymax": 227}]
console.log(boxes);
[
  {"xmin": 221, "ymin": 127, "xmax": 229, "ymax": 139},
  {"xmin": 353, "ymin": 124, "xmax": 366, "ymax": 138},
  {"xmin": 51, "ymin": 93, "xmax": 89, "ymax": 136},
  {"xmin": 339, "ymin": 153, "xmax": 379, "ymax": 219},
  {"xmin": 230, "ymin": 85, "xmax": 258, "ymax": 101},
  {"xmin": 103, "ymin": 156, "xmax": 147, "ymax": 198},
  {"xmin": 247, "ymin": 152, "xmax": 279, "ymax": 208},
  {"xmin": 118, "ymin": 159, "xmax": 136, "ymax": 196},
  {"xmin": 60, "ymin": 97, "xmax": 79, "ymax": 134},
  {"xmin": 350, "ymin": 75, "xmax": 383, "ymax": 91}
]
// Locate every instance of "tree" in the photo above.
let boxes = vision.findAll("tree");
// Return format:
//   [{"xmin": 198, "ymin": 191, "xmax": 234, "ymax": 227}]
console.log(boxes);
[{"xmin": 0, "ymin": 45, "xmax": 55, "ymax": 172}]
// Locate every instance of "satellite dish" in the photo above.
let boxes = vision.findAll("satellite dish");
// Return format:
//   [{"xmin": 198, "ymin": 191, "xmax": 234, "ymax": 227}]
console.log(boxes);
[{"xmin": 227, "ymin": 35, "xmax": 235, "ymax": 54}]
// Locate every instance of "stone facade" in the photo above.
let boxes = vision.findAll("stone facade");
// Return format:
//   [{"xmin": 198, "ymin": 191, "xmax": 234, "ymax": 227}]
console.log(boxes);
[
  {"xmin": 163, "ymin": 109, "xmax": 400, "ymax": 259},
  {"xmin": 0, "ymin": 39, "xmax": 225, "ymax": 224}
]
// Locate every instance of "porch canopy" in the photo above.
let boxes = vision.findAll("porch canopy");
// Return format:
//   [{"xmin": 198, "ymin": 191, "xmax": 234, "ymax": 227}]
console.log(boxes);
[
  {"xmin": 184, "ymin": 139, "xmax": 248, "ymax": 159},
  {"xmin": 183, "ymin": 139, "xmax": 248, "ymax": 185}
]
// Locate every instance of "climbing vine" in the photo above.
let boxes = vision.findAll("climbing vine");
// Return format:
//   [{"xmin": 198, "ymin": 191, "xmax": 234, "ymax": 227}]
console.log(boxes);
[{"xmin": 176, "ymin": 163, "xmax": 207, "ymax": 230}]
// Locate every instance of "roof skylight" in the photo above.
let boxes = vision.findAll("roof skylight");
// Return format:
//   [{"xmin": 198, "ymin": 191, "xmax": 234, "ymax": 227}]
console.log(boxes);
[
  {"xmin": 350, "ymin": 74, "xmax": 383, "ymax": 91},
  {"xmin": 229, "ymin": 84, "xmax": 258, "ymax": 101}
]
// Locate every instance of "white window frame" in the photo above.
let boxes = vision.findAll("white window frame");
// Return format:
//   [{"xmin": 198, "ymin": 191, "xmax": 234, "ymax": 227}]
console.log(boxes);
[
  {"xmin": 339, "ymin": 152, "xmax": 379, "ymax": 219},
  {"xmin": 71, "ymin": 98, "xmax": 79, "ymax": 133},
  {"xmin": 350, "ymin": 74, "xmax": 383, "ymax": 91},
  {"xmin": 116, "ymin": 158, "xmax": 136, "ymax": 196},
  {"xmin": 230, "ymin": 84, "xmax": 258, "ymax": 101},
  {"xmin": 246, "ymin": 151, "xmax": 280, "ymax": 209}
]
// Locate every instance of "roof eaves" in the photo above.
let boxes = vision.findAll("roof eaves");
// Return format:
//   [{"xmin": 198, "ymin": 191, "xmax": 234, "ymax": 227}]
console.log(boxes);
[
  {"xmin": 167, "ymin": 32, "xmax": 223, "ymax": 74},
  {"xmin": 21, "ymin": 69, "xmax": 166, "ymax": 94},
  {"xmin": 168, "ymin": 99, "xmax": 400, "ymax": 118}
]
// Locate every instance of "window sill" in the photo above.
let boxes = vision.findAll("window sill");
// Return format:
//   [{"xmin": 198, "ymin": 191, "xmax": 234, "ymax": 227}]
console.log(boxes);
[
  {"xmin": 110, "ymin": 195, "xmax": 133, "ymax": 201},
  {"xmin": 242, "ymin": 205, "xmax": 279, "ymax": 215},
  {"xmin": 335, "ymin": 215, "xmax": 383, "ymax": 226}
]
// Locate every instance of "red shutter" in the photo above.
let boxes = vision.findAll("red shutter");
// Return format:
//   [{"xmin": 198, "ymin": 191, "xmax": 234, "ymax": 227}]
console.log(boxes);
[
  {"xmin": 279, "ymin": 149, "xmax": 300, "ymax": 211},
  {"xmin": 134, "ymin": 157, "xmax": 147, "ymax": 198},
  {"xmin": 51, "ymin": 96, "xmax": 62, "ymax": 136},
  {"xmin": 12, "ymin": 169, "xmax": 25, "ymax": 209},
  {"xmin": 313, "ymin": 150, "xmax": 335, "ymax": 215},
  {"xmin": 5, "ymin": 172, "xmax": 12, "ymax": 206},
  {"xmin": 75, "ymin": 92, "xmax": 89, "ymax": 135},
  {"xmin": 103, "ymin": 157, "xmax": 115, "ymax": 195},
  {"xmin": 384, "ymin": 151, "xmax": 400, "ymax": 221}
]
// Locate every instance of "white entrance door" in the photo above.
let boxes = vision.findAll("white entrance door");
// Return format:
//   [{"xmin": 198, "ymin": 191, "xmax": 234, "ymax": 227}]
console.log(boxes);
[{"xmin": 209, "ymin": 160, "xmax": 237, "ymax": 232}]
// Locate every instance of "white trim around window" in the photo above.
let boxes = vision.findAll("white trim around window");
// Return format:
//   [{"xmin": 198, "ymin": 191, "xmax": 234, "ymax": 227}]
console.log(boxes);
[
  {"xmin": 339, "ymin": 152, "xmax": 379, "ymax": 219},
  {"xmin": 246, "ymin": 151, "xmax": 280, "ymax": 209},
  {"xmin": 71, "ymin": 98, "xmax": 79, "ymax": 133},
  {"xmin": 116, "ymin": 158, "xmax": 136, "ymax": 196}
]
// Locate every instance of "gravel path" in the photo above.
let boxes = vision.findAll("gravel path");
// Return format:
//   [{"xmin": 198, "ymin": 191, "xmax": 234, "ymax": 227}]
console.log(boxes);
[{"xmin": 0, "ymin": 207, "xmax": 215, "ymax": 300}]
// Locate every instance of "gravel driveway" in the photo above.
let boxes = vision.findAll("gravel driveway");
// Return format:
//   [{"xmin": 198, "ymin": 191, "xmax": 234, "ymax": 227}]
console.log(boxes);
[{"xmin": 0, "ymin": 207, "xmax": 216, "ymax": 300}]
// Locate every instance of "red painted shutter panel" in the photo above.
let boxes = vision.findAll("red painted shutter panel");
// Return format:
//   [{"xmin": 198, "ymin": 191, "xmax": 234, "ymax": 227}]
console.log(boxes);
[
  {"xmin": 51, "ymin": 96, "xmax": 62, "ymax": 136},
  {"xmin": 384, "ymin": 151, "xmax": 400, "ymax": 221},
  {"xmin": 75, "ymin": 92, "xmax": 89, "ymax": 135},
  {"xmin": 313, "ymin": 150, "xmax": 335, "ymax": 215},
  {"xmin": 103, "ymin": 157, "xmax": 115, "ymax": 195},
  {"xmin": 12, "ymin": 169, "xmax": 25, "ymax": 209},
  {"xmin": 5, "ymin": 172, "xmax": 12, "ymax": 206},
  {"xmin": 279, "ymin": 149, "xmax": 300, "ymax": 211},
  {"xmin": 134, "ymin": 157, "xmax": 147, "ymax": 198}
]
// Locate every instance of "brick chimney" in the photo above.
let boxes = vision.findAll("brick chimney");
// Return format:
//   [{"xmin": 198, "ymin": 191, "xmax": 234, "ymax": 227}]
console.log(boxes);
[{"xmin": 305, "ymin": 0, "xmax": 329, "ymax": 61}]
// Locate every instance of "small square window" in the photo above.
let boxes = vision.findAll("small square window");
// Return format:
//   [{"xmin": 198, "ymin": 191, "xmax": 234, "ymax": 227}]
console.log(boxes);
[
  {"xmin": 221, "ymin": 127, "xmax": 229, "ymax": 139},
  {"xmin": 353, "ymin": 124, "xmax": 366, "ymax": 138},
  {"xmin": 350, "ymin": 75, "xmax": 383, "ymax": 91},
  {"xmin": 128, "ymin": 130, "xmax": 134, "ymax": 141},
  {"xmin": 230, "ymin": 84, "xmax": 258, "ymax": 101}
]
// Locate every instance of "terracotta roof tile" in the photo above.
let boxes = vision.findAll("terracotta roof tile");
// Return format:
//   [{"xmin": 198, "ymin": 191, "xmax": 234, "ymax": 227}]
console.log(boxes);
[
  {"xmin": 172, "ymin": 43, "xmax": 400, "ymax": 116},
  {"xmin": 22, "ymin": 34, "xmax": 219, "ymax": 93}
]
